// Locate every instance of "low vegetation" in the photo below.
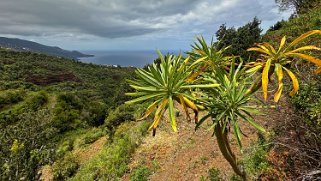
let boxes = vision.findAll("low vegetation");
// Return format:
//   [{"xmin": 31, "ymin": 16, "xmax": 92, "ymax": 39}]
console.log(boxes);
[
  {"xmin": 0, "ymin": 50, "xmax": 135, "ymax": 180},
  {"xmin": 69, "ymin": 121, "xmax": 149, "ymax": 180},
  {"xmin": 130, "ymin": 166, "xmax": 152, "ymax": 181},
  {"xmin": 265, "ymin": 4, "xmax": 321, "ymax": 179}
]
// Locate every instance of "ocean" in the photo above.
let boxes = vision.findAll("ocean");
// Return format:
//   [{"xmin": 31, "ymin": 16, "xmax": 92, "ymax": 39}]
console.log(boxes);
[{"xmin": 78, "ymin": 50, "xmax": 186, "ymax": 68}]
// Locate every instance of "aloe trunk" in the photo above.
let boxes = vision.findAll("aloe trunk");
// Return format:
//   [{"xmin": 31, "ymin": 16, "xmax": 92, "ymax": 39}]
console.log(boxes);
[{"xmin": 214, "ymin": 123, "xmax": 247, "ymax": 180}]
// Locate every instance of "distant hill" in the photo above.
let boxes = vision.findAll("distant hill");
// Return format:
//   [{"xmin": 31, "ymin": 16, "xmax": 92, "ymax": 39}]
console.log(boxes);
[{"xmin": 0, "ymin": 37, "xmax": 93, "ymax": 59}]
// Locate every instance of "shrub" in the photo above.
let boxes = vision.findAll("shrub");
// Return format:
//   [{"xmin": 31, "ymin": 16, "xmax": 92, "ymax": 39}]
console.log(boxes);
[
  {"xmin": 105, "ymin": 103, "xmax": 146, "ymax": 141},
  {"xmin": 83, "ymin": 101, "xmax": 107, "ymax": 126},
  {"xmin": 52, "ymin": 152, "xmax": 79, "ymax": 180},
  {"xmin": 52, "ymin": 93, "xmax": 85, "ymax": 132},
  {"xmin": 207, "ymin": 167, "xmax": 223, "ymax": 181},
  {"xmin": 289, "ymin": 81, "xmax": 321, "ymax": 176},
  {"xmin": 105, "ymin": 104, "xmax": 136, "ymax": 127},
  {"xmin": 56, "ymin": 140, "xmax": 74, "ymax": 158},
  {"xmin": 240, "ymin": 137, "xmax": 271, "ymax": 180},
  {"xmin": 82, "ymin": 128, "xmax": 106, "ymax": 145},
  {"xmin": 113, "ymin": 122, "xmax": 134, "ymax": 140},
  {"xmin": 0, "ymin": 81, "xmax": 37, "ymax": 91},
  {"xmin": 291, "ymin": 82, "xmax": 321, "ymax": 130},
  {"xmin": 57, "ymin": 93, "xmax": 83, "ymax": 110},
  {"xmin": 130, "ymin": 166, "xmax": 151, "ymax": 181},
  {"xmin": 0, "ymin": 110, "xmax": 57, "ymax": 180},
  {"xmin": 27, "ymin": 91, "xmax": 48, "ymax": 111},
  {"xmin": 0, "ymin": 89, "xmax": 24, "ymax": 107},
  {"xmin": 53, "ymin": 108, "xmax": 82, "ymax": 132}
]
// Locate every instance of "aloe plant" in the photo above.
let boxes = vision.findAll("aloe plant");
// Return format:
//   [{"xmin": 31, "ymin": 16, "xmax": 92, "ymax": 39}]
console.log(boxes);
[
  {"xmin": 247, "ymin": 30, "xmax": 321, "ymax": 102},
  {"xmin": 125, "ymin": 51, "xmax": 219, "ymax": 135},
  {"xmin": 186, "ymin": 36, "xmax": 232, "ymax": 80},
  {"xmin": 195, "ymin": 59, "xmax": 265, "ymax": 180}
]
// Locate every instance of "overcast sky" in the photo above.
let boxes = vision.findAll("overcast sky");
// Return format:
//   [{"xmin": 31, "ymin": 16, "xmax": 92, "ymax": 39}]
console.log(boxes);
[{"xmin": 0, "ymin": 0, "xmax": 291, "ymax": 51}]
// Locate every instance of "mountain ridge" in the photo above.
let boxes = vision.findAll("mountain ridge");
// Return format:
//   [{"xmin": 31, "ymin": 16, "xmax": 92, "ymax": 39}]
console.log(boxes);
[{"xmin": 0, "ymin": 37, "xmax": 93, "ymax": 59}]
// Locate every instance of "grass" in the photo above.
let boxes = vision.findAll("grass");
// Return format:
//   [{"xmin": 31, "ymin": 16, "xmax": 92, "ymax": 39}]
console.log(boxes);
[
  {"xmin": 69, "ymin": 121, "xmax": 149, "ymax": 181},
  {"xmin": 55, "ymin": 127, "xmax": 107, "ymax": 157}
]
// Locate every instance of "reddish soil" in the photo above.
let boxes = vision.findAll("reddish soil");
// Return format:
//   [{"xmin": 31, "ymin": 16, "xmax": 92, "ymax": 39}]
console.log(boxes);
[
  {"xmin": 27, "ymin": 72, "xmax": 81, "ymax": 85},
  {"xmin": 122, "ymin": 99, "xmax": 278, "ymax": 181}
]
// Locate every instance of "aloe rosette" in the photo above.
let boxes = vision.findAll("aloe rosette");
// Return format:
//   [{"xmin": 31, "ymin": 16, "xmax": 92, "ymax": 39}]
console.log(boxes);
[{"xmin": 125, "ymin": 51, "xmax": 219, "ymax": 135}]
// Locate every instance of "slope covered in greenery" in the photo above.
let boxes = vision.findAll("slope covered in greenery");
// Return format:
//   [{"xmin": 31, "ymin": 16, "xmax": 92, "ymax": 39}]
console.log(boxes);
[
  {"xmin": 0, "ymin": 49, "xmax": 138, "ymax": 180},
  {"xmin": 260, "ymin": 6, "xmax": 321, "ymax": 179}
]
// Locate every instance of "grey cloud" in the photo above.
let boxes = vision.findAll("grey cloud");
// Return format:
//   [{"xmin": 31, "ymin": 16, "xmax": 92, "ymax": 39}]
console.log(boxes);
[
  {"xmin": 0, "ymin": 0, "xmax": 200, "ymax": 38},
  {"xmin": 0, "ymin": 0, "xmax": 289, "ymax": 41}
]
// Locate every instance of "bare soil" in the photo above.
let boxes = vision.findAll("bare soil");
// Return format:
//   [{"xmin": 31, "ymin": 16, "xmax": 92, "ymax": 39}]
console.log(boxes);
[{"xmin": 122, "ymin": 99, "xmax": 279, "ymax": 181}]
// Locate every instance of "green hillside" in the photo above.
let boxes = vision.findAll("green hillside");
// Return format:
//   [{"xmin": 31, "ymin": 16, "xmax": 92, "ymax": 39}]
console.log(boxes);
[
  {"xmin": 0, "ymin": 49, "xmax": 141, "ymax": 180},
  {"xmin": 265, "ymin": 5, "xmax": 321, "ymax": 131}
]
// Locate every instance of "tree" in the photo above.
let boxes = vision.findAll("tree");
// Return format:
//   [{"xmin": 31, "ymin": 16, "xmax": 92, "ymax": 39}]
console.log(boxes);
[
  {"xmin": 268, "ymin": 20, "xmax": 286, "ymax": 32},
  {"xmin": 215, "ymin": 24, "xmax": 237, "ymax": 53},
  {"xmin": 216, "ymin": 17, "xmax": 262, "ymax": 61},
  {"xmin": 275, "ymin": 0, "xmax": 321, "ymax": 14}
]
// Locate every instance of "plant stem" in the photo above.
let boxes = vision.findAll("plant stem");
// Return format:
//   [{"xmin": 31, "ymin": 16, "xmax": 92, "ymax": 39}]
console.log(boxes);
[
  {"xmin": 215, "ymin": 123, "xmax": 247, "ymax": 180},
  {"xmin": 223, "ymin": 128, "xmax": 236, "ymax": 160}
]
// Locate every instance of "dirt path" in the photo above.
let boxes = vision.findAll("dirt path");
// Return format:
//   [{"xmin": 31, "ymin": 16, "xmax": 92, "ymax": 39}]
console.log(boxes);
[{"xmin": 122, "ymin": 101, "xmax": 278, "ymax": 181}]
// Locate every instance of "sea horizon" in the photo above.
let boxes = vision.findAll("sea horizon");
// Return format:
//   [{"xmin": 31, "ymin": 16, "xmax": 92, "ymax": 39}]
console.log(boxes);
[{"xmin": 78, "ymin": 49, "xmax": 187, "ymax": 68}]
